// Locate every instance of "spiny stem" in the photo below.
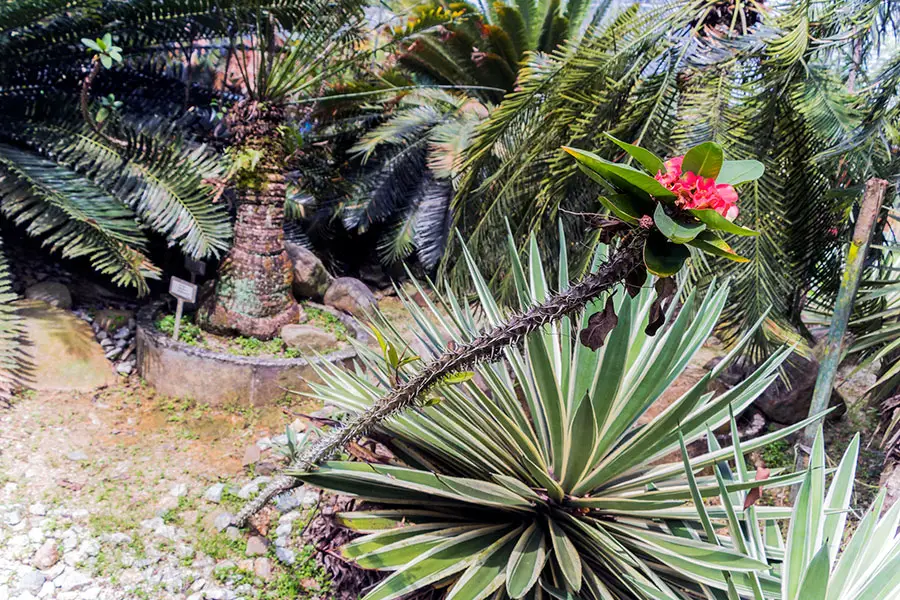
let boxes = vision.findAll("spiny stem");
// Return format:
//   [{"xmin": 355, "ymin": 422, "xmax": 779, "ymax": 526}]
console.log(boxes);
[{"xmin": 233, "ymin": 236, "xmax": 644, "ymax": 527}]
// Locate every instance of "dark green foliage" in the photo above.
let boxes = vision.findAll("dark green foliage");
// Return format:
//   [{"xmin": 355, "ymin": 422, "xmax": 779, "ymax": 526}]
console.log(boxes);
[{"xmin": 447, "ymin": 0, "xmax": 900, "ymax": 359}]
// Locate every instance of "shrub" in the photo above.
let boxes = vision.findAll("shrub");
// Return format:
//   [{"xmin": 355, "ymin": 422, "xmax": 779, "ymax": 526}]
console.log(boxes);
[{"xmin": 288, "ymin": 232, "xmax": 900, "ymax": 599}]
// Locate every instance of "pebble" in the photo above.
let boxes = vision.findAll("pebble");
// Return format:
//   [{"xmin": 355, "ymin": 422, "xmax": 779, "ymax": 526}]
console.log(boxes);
[
  {"xmin": 28, "ymin": 504, "xmax": 46, "ymax": 517},
  {"xmin": 213, "ymin": 512, "xmax": 233, "ymax": 532},
  {"xmin": 273, "ymin": 490, "xmax": 301, "ymax": 513},
  {"xmin": 204, "ymin": 483, "xmax": 225, "ymax": 504},
  {"xmin": 17, "ymin": 569, "xmax": 45, "ymax": 594},
  {"xmin": 274, "ymin": 547, "xmax": 295, "ymax": 565},
  {"xmin": 32, "ymin": 540, "xmax": 59, "ymax": 570},
  {"xmin": 116, "ymin": 362, "xmax": 134, "ymax": 376},
  {"xmin": 65, "ymin": 451, "xmax": 88, "ymax": 462},
  {"xmin": 170, "ymin": 483, "xmax": 188, "ymax": 497},
  {"xmin": 6, "ymin": 511, "xmax": 21, "ymax": 526},
  {"xmin": 56, "ymin": 568, "xmax": 92, "ymax": 592},
  {"xmin": 253, "ymin": 557, "xmax": 272, "ymax": 580},
  {"xmin": 245, "ymin": 536, "xmax": 267, "ymax": 556}
]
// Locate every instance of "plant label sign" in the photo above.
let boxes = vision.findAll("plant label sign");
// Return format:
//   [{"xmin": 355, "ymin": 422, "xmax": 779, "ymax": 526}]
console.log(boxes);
[
  {"xmin": 168, "ymin": 276, "xmax": 198, "ymax": 342},
  {"xmin": 169, "ymin": 276, "xmax": 197, "ymax": 303}
]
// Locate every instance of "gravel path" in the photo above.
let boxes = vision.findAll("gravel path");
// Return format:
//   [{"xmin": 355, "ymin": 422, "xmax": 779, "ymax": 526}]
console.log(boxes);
[{"xmin": 0, "ymin": 383, "xmax": 329, "ymax": 600}]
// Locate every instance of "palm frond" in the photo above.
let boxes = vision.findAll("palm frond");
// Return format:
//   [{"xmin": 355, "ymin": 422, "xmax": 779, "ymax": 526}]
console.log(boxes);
[
  {"xmin": 0, "ymin": 144, "xmax": 159, "ymax": 293},
  {"xmin": 0, "ymin": 239, "xmax": 30, "ymax": 406}
]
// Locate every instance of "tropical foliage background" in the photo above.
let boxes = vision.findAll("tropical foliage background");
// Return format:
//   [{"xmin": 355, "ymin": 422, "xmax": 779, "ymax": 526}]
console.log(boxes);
[{"xmin": 1, "ymin": 0, "xmax": 900, "ymax": 596}]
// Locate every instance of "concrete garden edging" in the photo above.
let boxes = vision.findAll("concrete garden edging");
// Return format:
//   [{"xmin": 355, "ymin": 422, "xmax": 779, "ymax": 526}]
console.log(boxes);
[{"xmin": 136, "ymin": 301, "xmax": 366, "ymax": 405}]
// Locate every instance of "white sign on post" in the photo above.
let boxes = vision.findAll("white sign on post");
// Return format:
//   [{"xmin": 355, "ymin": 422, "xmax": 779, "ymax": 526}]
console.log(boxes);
[{"xmin": 168, "ymin": 276, "xmax": 198, "ymax": 342}]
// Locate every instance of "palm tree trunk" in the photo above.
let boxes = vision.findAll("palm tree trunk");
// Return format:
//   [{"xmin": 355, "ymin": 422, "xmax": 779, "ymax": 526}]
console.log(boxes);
[{"xmin": 200, "ymin": 100, "xmax": 299, "ymax": 339}]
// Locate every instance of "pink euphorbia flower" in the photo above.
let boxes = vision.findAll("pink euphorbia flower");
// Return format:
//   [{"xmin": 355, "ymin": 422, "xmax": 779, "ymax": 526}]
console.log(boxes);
[{"xmin": 655, "ymin": 156, "xmax": 739, "ymax": 221}]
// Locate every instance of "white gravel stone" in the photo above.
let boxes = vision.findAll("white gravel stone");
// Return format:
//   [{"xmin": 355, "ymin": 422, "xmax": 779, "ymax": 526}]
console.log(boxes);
[
  {"xmin": 27, "ymin": 505, "xmax": 46, "ymax": 517},
  {"xmin": 170, "ymin": 483, "xmax": 188, "ymax": 497},
  {"xmin": 56, "ymin": 568, "xmax": 91, "ymax": 592},
  {"xmin": 204, "ymin": 483, "xmax": 225, "ymax": 504}
]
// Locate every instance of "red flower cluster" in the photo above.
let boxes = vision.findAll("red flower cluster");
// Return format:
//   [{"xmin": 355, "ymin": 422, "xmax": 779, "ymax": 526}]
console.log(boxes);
[{"xmin": 655, "ymin": 156, "xmax": 739, "ymax": 221}]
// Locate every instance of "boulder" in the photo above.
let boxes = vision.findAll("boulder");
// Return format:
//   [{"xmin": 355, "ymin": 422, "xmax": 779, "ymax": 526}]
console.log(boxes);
[
  {"xmin": 731, "ymin": 352, "xmax": 847, "ymax": 425},
  {"xmin": 24, "ymin": 281, "xmax": 72, "ymax": 309},
  {"xmin": 280, "ymin": 324, "xmax": 339, "ymax": 353},
  {"xmin": 285, "ymin": 241, "xmax": 333, "ymax": 301},
  {"xmin": 324, "ymin": 277, "xmax": 376, "ymax": 319}
]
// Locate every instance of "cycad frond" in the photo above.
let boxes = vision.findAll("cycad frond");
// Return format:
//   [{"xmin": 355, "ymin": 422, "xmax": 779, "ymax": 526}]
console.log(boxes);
[
  {"xmin": 12, "ymin": 113, "xmax": 232, "ymax": 260},
  {"xmin": 0, "ymin": 144, "xmax": 159, "ymax": 293},
  {"xmin": 0, "ymin": 239, "xmax": 30, "ymax": 406}
]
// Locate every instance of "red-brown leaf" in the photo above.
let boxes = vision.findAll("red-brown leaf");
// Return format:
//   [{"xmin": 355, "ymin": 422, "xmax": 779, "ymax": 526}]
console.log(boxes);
[
  {"xmin": 580, "ymin": 296, "xmax": 618, "ymax": 350},
  {"xmin": 743, "ymin": 466, "xmax": 771, "ymax": 509}
]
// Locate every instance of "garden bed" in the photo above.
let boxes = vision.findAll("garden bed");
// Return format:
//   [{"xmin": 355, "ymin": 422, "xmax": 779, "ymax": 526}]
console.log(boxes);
[{"xmin": 136, "ymin": 302, "xmax": 367, "ymax": 406}]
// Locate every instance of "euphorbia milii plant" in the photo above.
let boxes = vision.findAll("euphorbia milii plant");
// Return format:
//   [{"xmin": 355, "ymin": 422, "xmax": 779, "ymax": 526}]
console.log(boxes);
[{"xmin": 563, "ymin": 135, "xmax": 764, "ymax": 277}]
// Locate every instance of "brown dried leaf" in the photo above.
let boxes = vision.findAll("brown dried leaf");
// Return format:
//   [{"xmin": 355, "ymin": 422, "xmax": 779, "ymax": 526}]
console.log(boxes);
[
  {"xmin": 645, "ymin": 277, "xmax": 677, "ymax": 336},
  {"xmin": 743, "ymin": 466, "xmax": 771, "ymax": 509},
  {"xmin": 625, "ymin": 265, "xmax": 648, "ymax": 298},
  {"xmin": 580, "ymin": 296, "xmax": 618, "ymax": 350}
]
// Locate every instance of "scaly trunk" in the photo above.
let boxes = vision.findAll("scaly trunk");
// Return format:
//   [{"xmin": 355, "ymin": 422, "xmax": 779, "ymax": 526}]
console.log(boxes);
[{"xmin": 200, "ymin": 100, "xmax": 299, "ymax": 339}]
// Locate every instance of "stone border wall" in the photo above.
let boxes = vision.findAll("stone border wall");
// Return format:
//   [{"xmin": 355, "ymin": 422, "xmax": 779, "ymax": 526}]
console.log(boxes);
[{"xmin": 136, "ymin": 302, "xmax": 366, "ymax": 405}]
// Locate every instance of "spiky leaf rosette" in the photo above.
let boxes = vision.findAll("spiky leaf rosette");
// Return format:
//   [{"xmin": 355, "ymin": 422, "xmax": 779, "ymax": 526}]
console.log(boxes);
[{"xmin": 291, "ymin": 229, "xmax": 838, "ymax": 599}]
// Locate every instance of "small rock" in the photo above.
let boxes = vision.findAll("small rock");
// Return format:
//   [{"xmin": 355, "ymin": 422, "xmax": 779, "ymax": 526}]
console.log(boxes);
[
  {"xmin": 255, "ymin": 461, "xmax": 277, "ymax": 476},
  {"xmin": 28, "ymin": 527, "xmax": 44, "ymax": 544},
  {"xmin": 25, "ymin": 282, "xmax": 72, "ymax": 309},
  {"xmin": 253, "ymin": 557, "xmax": 272, "ymax": 580},
  {"xmin": 170, "ymin": 483, "xmax": 188, "ymax": 497},
  {"xmin": 113, "ymin": 327, "xmax": 131, "ymax": 340},
  {"xmin": 116, "ymin": 361, "xmax": 134, "ymax": 376},
  {"xmin": 104, "ymin": 348, "xmax": 122, "ymax": 360},
  {"xmin": 301, "ymin": 489, "xmax": 320, "ymax": 508},
  {"xmin": 204, "ymin": 483, "xmax": 225, "ymax": 504},
  {"xmin": 225, "ymin": 526, "xmax": 241, "ymax": 541},
  {"xmin": 66, "ymin": 451, "xmax": 88, "ymax": 462},
  {"xmin": 32, "ymin": 540, "xmax": 60, "ymax": 569},
  {"xmin": 289, "ymin": 418, "xmax": 307, "ymax": 433},
  {"xmin": 101, "ymin": 532, "xmax": 132, "ymax": 546},
  {"xmin": 95, "ymin": 330, "xmax": 108, "ymax": 341},
  {"xmin": 274, "ymin": 547, "xmax": 295, "ymax": 565},
  {"xmin": 273, "ymin": 490, "xmax": 301, "ymax": 513},
  {"xmin": 39, "ymin": 580, "xmax": 56, "ymax": 597},
  {"xmin": 275, "ymin": 536, "xmax": 288, "ymax": 548},
  {"xmin": 213, "ymin": 512, "xmax": 233, "ymax": 532},
  {"xmin": 79, "ymin": 539, "xmax": 100, "ymax": 557},
  {"xmin": 6, "ymin": 510, "xmax": 22, "ymax": 525},
  {"xmin": 55, "ymin": 568, "xmax": 91, "ymax": 592},
  {"xmin": 245, "ymin": 535, "xmax": 268, "ymax": 556},
  {"xmin": 29, "ymin": 503, "xmax": 47, "ymax": 517},
  {"xmin": 17, "ymin": 570, "xmax": 45, "ymax": 594},
  {"xmin": 236, "ymin": 482, "xmax": 259, "ymax": 500},
  {"xmin": 323, "ymin": 277, "xmax": 377, "ymax": 319},
  {"xmin": 242, "ymin": 445, "xmax": 260, "ymax": 467},
  {"xmin": 280, "ymin": 324, "xmax": 339, "ymax": 353},
  {"xmin": 275, "ymin": 522, "xmax": 292, "ymax": 537}
]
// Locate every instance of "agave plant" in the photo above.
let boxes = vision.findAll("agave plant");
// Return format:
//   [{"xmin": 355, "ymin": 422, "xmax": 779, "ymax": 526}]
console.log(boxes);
[{"xmin": 291, "ymin": 229, "xmax": 848, "ymax": 599}]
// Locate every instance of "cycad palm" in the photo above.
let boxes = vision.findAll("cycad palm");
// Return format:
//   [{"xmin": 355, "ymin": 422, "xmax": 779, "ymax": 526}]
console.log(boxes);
[
  {"xmin": 326, "ymin": 0, "xmax": 616, "ymax": 270},
  {"xmin": 0, "ymin": 0, "xmax": 249, "ymax": 295}
]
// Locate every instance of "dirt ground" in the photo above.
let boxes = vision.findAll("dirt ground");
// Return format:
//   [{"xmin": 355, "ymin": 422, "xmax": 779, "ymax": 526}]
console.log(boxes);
[{"xmin": 0, "ymin": 381, "xmax": 329, "ymax": 600}]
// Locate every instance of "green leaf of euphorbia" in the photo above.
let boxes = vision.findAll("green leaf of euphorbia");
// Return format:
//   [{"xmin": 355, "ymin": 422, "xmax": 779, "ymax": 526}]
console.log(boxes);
[
  {"xmin": 687, "ymin": 231, "xmax": 749, "ymax": 263},
  {"xmin": 717, "ymin": 160, "xmax": 764, "ymax": 185},
  {"xmin": 604, "ymin": 133, "xmax": 665, "ymax": 174},
  {"xmin": 506, "ymin": 523, "xmax": 548, "ymax": 599},
  {"xmin": 682, "ymin": 142, "xmax": 724, "ymax": 179},
  {"xmin": 598, "ymin": 194, "xmax": 646, "ymax": 225},
  {"xmin": 689, "ymin": 209, "xmax": 760, "ymax": 237},
  {"xmin": 654, "ymin": 204, "xmax": 706, "ymax": 243},
  {"xmin": 81, "ymin": 38, "xmax": 102, "ymax": 52},
  {"xmin": 563, "ymin": 147, "xmax": 674, "ymax": 199},
  {"xmin": 644, "ymin": 232, "xmax": 689, "ymax": 277}
]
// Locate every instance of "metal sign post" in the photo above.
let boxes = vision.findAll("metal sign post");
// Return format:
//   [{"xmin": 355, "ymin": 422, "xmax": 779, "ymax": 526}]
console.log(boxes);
[
  {"xmin": 169, "ymin": 276, "xmax": 198, "ymax": 342},
  {"xmin": 184, "ymin": 257, "xmax": 206, "ymax": 284}
]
